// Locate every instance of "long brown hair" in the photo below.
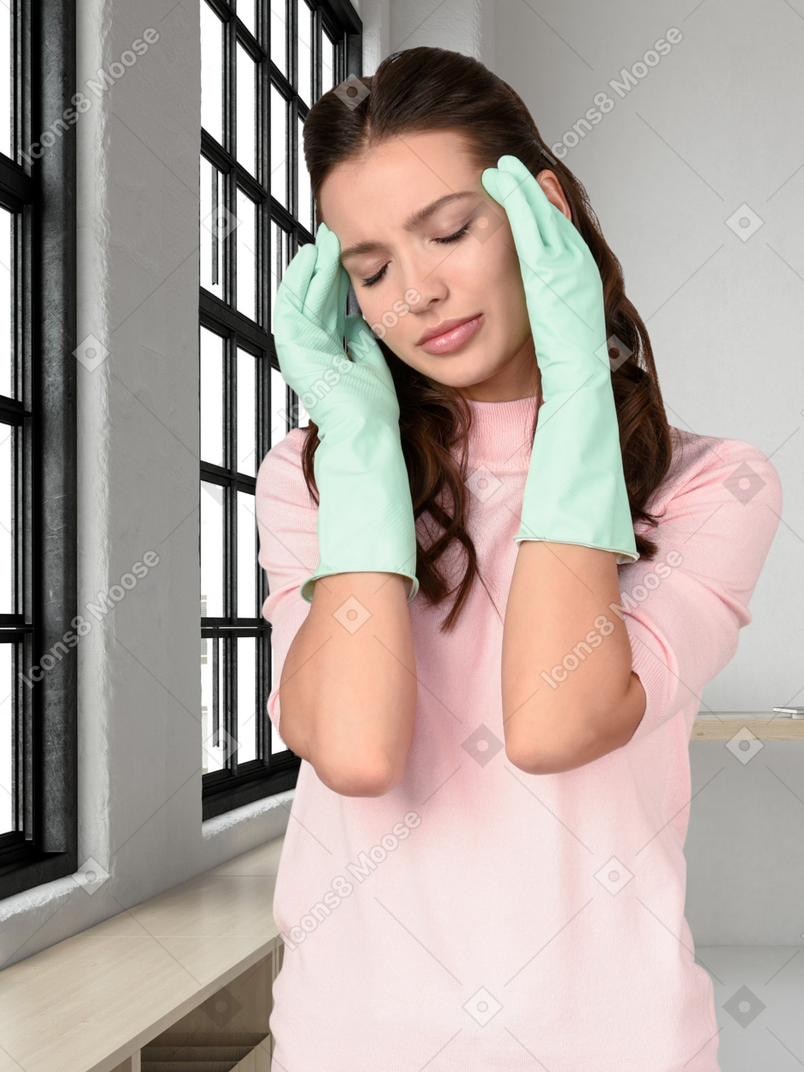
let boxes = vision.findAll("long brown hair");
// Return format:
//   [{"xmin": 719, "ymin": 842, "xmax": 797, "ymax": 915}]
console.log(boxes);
[{"xmin": 297, "ymin": 46, "xmax": 672, "ymax": 631}]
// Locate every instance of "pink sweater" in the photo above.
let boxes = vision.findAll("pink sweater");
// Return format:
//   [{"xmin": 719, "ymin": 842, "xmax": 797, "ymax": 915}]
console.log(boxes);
[{"xmin": 256, "ymin": 394, "xmax": 782, "ymax": 1072}]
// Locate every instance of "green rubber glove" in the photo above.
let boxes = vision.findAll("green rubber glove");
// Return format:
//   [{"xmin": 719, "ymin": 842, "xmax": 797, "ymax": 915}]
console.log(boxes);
[
  {"xmin": 480, "ymin": 155, "xmax": 639, "ymax": 565},
  {"xmin": 272, "ymin": 221, "xmax": 420, "ymax": 603}
]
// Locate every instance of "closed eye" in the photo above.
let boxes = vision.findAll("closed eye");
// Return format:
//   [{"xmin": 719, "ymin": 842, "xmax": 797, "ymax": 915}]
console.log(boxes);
[{"xmin": 359, "ymin": 225, "xmax": 471, "ymax": 288}]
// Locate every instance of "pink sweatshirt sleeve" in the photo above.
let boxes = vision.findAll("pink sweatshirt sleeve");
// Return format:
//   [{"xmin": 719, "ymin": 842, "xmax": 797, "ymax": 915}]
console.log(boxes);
[
  {"xmin": 620, "ymin": 434, "xmax": 783, "ymax": 744},
  {"xmin": 255, "ymin": 429, "xmax": 316, "ymax": 736}
]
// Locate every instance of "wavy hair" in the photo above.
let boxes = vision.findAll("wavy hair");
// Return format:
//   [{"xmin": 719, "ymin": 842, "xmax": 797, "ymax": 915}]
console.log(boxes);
[{"xmin": 296, "ymin": 46, "xmax": 673, "ymax": 631}]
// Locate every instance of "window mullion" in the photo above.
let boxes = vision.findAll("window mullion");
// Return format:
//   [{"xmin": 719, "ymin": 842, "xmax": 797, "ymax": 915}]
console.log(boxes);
[
  {"xmin": 312, "ymin": 4, "xmax": 321, "ymax": 110},
  {"xmin": 288, "ymin": 0, "xmax": 298, "ymax": 222},
  {"xmin": 228, "ymin": 632, "xmax": 238, "ymax": 776}
]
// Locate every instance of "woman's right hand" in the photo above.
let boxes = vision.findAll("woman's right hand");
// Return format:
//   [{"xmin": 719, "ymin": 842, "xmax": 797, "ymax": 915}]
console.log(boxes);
[
  {"xmin": 272, "ymin": 221, "xmax": 419, "ymax": 604},
  {"xmin": 273, "ymin": 222, "xmax": 403, "ymax": 438}
]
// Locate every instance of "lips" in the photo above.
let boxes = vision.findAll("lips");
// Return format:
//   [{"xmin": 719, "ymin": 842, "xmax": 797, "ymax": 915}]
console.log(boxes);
[{"xmin": 417, "ymin": 314, "xmax": 484, "ymax": 355}]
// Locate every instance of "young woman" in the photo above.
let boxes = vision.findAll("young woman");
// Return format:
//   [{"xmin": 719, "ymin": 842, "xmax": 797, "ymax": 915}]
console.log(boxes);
[{"xmin": 260, "ymin": 47, "xmax": 782, "ymax": 1072}]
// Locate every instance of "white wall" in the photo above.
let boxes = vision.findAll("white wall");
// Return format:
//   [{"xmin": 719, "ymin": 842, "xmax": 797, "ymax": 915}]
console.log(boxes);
[{"xmin": 0, "ymin": 0, "xmax": 799, "ymax": 969}]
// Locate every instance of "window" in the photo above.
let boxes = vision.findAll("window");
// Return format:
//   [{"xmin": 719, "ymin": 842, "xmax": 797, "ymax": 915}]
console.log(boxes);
[
  {"xmin": 0, "ymin": 1, "xmax": 77, "ymax": 898},
  {"xmin": 200, "ymin": 0, "xmax": 361, "ymax": 818}
]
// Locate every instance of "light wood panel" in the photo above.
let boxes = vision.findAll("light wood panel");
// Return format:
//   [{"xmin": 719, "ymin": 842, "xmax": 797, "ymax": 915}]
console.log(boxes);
[
  {"xmin": 0, "ymin": 837, "xmax": 285, "ymax": 1072},
  {"xmin": 692, "ymin": 712, "xmax": 804, "ymax": 741},
  {"xmin": 230, "ymin": 1039, "xmax": 272, "ymax": 1072},
  {"xmin": 109, "ymin": 1056, "xmax": 141, "ymax": 1072},
  {"xmin": 140, "ymin": 951, "xmax": 275, "ymax": 1071}
]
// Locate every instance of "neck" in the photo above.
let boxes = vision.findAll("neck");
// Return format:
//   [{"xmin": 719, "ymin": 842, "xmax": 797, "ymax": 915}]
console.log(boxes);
[{"xmin": 457, "ymin": 353, "xmax": 542, "ymax": 405}]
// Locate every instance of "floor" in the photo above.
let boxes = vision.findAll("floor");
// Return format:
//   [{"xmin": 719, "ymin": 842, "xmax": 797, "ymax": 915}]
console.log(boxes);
[{"xmin": 699, "ymin": 946, "xmax": 804, "ymax": 1070}]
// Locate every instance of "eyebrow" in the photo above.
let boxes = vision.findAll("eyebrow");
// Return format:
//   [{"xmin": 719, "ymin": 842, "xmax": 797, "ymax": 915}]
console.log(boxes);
[{"xmin": 338, "ymin": 191, "xmax": 478, "ymax": 262}]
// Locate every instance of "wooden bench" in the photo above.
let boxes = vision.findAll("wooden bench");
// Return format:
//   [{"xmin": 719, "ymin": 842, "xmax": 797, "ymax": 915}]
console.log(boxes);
[{"xmin": 0, "ymin": 836, "xmax": 286, "ymax": 1072}]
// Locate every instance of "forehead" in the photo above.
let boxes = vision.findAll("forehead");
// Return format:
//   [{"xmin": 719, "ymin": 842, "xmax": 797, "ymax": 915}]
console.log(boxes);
[{"xmin": 319, "ymin": 129, "xmax": 479, "ymax": 230}]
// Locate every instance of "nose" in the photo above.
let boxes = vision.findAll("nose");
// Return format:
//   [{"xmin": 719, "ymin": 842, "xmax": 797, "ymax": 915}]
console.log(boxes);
[{"xmin": 396, "ymin": 249, "xmax": 450, "ymax": 317}]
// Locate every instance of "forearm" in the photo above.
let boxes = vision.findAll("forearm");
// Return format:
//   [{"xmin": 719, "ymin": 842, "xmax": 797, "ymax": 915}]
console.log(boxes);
[
  {"xmin": 279, "ymin": 571, "xmax": 417, "ymax": 796},
  {"xmin": 502, "ymin": 540, "xmax": 637, "ymax": 773}
]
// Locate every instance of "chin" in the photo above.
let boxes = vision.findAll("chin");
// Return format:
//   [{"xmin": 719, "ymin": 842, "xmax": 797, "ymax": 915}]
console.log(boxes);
[
  {"xmin": 396, "ymin": 346, "xmax": 492, "ymax": 379},
  {"xmin": 430, "ymin": 359, "xmax": 506, "ymax": 392}
]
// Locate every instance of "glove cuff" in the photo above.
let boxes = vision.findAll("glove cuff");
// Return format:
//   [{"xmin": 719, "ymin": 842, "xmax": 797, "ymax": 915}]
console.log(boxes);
[
  {"xmin": 300, "ymin": 417, "xmax": 420, "ymax": 604},
  {"xmin": 515, "ymin": 381, "xmax": 639, "ymax": 565}
]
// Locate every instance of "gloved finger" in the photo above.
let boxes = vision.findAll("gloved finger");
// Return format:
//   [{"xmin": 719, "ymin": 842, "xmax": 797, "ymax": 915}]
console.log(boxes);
[
  {"xmin": 496, "ymin": 154, "xmax": 565, "ymax": 253},
  {"xmin": 481, "ymin": 165, "xmax": 554, "ymax": 294},
  {"xmin": 303, "ymin": 224, "xmax": 343, "ymax": 325},
  {"xmin": 274, "ymin": 240, "xmax": 318, "ymax": 320},
  {"xmin": 312, "ymin": 224, "xmax": 351, "ymax": 351}
]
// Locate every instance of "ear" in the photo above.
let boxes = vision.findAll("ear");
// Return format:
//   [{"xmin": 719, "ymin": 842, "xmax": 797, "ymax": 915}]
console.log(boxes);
[{"xmin": 535, "ymin": 170, "xmax": 572, "ymax": 224}]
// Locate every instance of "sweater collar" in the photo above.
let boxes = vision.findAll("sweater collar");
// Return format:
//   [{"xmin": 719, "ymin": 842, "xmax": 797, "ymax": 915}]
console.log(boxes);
[{"xmin": 457, "ymin": 394, "xmax": 541, "ymax": 472}]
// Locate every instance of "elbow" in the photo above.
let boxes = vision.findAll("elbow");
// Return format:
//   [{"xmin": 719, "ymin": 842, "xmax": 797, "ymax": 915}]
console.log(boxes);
[
  {"xmin": 315, "ymin": 754, "xmax": 403, "ymax": 798},
  {"xmin": 281, "ymin": 690, "xmax": 412, "ymax": 797},
  {"xmin": 279, "ymin": 707, "xmax": 401, "ymax": 796},
  {"xmin": 504, "ymin": 729, "xmax": 557, "ymax": 776},
  {"xmin": 504, "ymin": 714, "xmax": 600, "ymax": 776},
  {"xmin": 505, "ymin": 741, "xmax": 566, "ymax": 776},
  {"xmin": 505, "ymin": 698, "xmax": 640, "ymax": 775}
]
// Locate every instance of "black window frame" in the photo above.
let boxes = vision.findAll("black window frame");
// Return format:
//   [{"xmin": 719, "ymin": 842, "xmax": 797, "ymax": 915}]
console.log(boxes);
[
  {"xmin": 201, "ymin": 0, "xmax": 362, "ymax": 820},
  {"xmin": 0, "ymin": 0, "xmax": 78, "ymax": 900}
]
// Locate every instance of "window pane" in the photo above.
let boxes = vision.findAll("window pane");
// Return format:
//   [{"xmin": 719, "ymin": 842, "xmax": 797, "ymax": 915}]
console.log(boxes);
[
  {"xmin": 200, "ymin": 328, "xmax": 224, "ymax": 466},
  {"xmin": 201, "ymin": 636, "xmax": 226, "ymax": 773},
  {"xmin": 200, "ymin": 156, "xmax": 224, "ymax": 301},
  {"xmin": 236, "ymin": 188, "xmax": 256, "ymax": 321},
  {"xmin": 239, "ymin": 0, "xmax": 256, "ymax": 37},
  {"xmin": 270, "ymin": 84, "xmax": 287, "ymax": 209},
  {"xmin": 297, "ymin": 115, "xmax": 312, "ymax": 233},
  {"xmin": 322, "ymin": 30, "xmax": 335, "ymax": 94},
  {"xmin": 0, "ymin": 4, "xmax": 9, "ymax": 159},
  {"xmin": 237, "ymin": 491, "xmax": 256, "ymax": 618},
  {"xmin": 297, "ymin": 0, "xmax": 312, "ymax": 107},
  {"xmin": 271, "ymin": 365, "xmax": 288, "ymax": 446},
  {"xmin": 0, "ymin": 208, "xmax": 10, "ymax": 398},
  {"xmin": 201, "ymin": 481, "xmax": 224, "ymax": 617},
  {"xmin": 270, "ymin": 0, "xmax": 286, "ymax": 75},
  {"xmin": 236, "ymin": 348, "xmax": 256, "ymax": 475},
  {"xmin": 236, "ymin": 42, "xmax": 256, "ymax": 177},
  {"xmin": 0, "ymin": 424, "xmax": 11, "ymax": 614},
  {"xmin": 200, "ymin": 1, "xmax": 224, "ymax": 145},
  {"xmin": 0, "ymin": 644, "xmax": 11, "ymax": 833},
  {"xmin": 236, "ymin": 636, "xmax": 257, "ymax": 763}
]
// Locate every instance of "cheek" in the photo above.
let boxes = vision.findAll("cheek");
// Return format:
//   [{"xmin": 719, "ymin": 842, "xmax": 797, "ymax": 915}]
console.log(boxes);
[
  {"xmin": 495, "ymin": 231, "xmax": 522, "ymax": 284},
  {"xmin": 488, "ymin": 244, "xmax": 530, "ymax": 337},
  {"xmin": 472, "ymin": 220, "xmax": 518, "ymax": 296},
  {"xmin": 497, "ymin": 242, "xmax": 527, "ymax": 308},
  {"xmin": 350, "ymin": 287, "xmax": 404, "ymax": 346}
]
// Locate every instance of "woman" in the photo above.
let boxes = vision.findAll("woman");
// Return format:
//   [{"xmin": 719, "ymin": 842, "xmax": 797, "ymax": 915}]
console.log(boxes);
[{"xmin": 259, "ymin": 47, "xmax": 781, "ymax": 1071}]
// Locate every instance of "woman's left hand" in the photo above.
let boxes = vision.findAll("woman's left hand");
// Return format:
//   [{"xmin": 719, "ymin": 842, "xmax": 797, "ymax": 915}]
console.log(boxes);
[
  {"xmin": 480, "ymin": 154, "xmax": 639, "ymax": 565},
  {"xmin": 480, "ymin": 154, "xmax": 611, "ymax": 396}
]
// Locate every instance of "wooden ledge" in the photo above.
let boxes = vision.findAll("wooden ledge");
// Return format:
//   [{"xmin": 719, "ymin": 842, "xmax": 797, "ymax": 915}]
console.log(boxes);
[
  {"xmin": 0, "ymin": 835, "xmax": 285, "ymax": 1072},
  {"xmin": 692, "ymin": 712, "xmax": 804, "ymax": 741}
]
